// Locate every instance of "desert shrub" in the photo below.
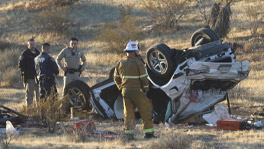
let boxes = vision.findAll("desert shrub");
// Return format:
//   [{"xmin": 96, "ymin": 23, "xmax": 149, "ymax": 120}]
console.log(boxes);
[
  {"xmin": 21, "ymin": 93, "xmax": 69, "ymax": 133},
  {"xmin": 142, "ymin": 0, "xmax": 190, "ymax": 32},
  {"xmin": 0, "ymin": 67, "xmax": 21, "ymax": 88},
  {"xmin": 198, "ymin": 1, "xmax": 232, "ymax": 38},
  {"xmin": 190, "ymin": 140, "xmax": 208, "ymax": 149},
  {"xmin": 26, "ymin": 0, "xmax": 79, "ymax": 10},
  {"xmin": 197, "ymin": 0, "xmax": 212, "ymax": 26},
  {"xmin": 244, "ymin": 41, "xmax": 255, "ymax": 53},
  {"xmin": 208, "ymin": 2, "xmax": 232, "ymax": 38},
  {"xmin": 246, "ymin": 5, "xmax": 262, "ymax": 37},
  {"xmin": 73, "ymin": 121, "xmax": 96, "ymax": 142},
  {"xmin": 31, "ymin": 6, "xmax": 76, "ymax": 35},
  {"xmin": 29, "ymin": 0, "xmax": 80, "ymax": 35},
  {"xmin": 95, "ymin": 5, "xmax": 145, "ymax": 53},
  {"xmin": 0, "ymin": 132, "xmax": 15, "ymax": 149},
  {"xmin": 149, "ymin": 132, "xmax": 193, "ymax": 149},
  {"xmin": 0, "ymin": 121, "xmax": 19, "ymax": 148},
  {"xmin": 6, "ymin": 0, "xmax": 79, "ymax": 11},
  {"xmin": 0, "ymin": 41, "xmax": 12, "ymax": 51},
  {"xmin": 249, "ymin": 53, "xmax": 261, "ymax": 62},
  {"xmin": 0, "ymin": 49, "xmax": 21, "ymax": 87}
]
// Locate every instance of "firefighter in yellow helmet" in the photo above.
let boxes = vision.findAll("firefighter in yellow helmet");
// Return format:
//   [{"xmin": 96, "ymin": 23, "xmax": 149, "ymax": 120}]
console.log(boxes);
[{"xmin": 114, "ymin": 41, "xmax": 157, "ymax": 140}]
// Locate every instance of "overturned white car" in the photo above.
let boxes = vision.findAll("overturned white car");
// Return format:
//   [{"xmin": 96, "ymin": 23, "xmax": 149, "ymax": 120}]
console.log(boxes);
[{"xmin": 65, "ymin": 28, "xmax": 249, "ymax": 124}]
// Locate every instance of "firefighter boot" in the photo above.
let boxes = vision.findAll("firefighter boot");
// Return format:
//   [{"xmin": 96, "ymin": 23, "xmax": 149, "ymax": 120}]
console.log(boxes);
[{"xmin": 144, "ymin": 133, "xmax": 158, "ymax": 139}]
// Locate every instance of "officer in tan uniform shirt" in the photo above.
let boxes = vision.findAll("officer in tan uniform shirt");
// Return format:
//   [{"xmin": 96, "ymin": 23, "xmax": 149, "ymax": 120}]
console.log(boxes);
[
  {"xmin": 114, "ymin": 41, "xmax": 157, "ymax": 140},
  {"xmin": 56, "ymin": 38, "xmax": 86, "ymax": 93}
]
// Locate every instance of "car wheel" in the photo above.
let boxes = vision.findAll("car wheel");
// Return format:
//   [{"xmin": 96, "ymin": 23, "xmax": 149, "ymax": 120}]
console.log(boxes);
[
  {"xmin": 64, "ymin": 80, "xmax": 91, "ymax": 111},
  {"xmin": 109, "ymin": 67, "xmax": 115, "ymax": 79},
  {"xmin": 191, "ymin": 28, "xmax": 219, "ymax": 46},
  {"xmin": 146, "ymin": 43, "xmax": 175, "ymax": 78}
]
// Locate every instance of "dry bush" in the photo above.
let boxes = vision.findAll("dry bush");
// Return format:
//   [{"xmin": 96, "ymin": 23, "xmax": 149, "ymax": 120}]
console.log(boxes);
[
  {"xmin": 29, "ymin": 0, "xmax": 80, "ymax": 35},
  {"xmin": 142, "ymin": 0, "xmax": 190, "ymax": 32},
  {"xmin": 73, "ymin": 122, "xmax": 95, "ymax": 142},
  {"xmin": 197, "ymin": 0, "xmax": 213, "ymax": 26},
  {"xmin": 0, "ymin": 121, "xmax": 19, "ymax": 148},
  {"xmin": 246, "ymin": 5, "xmax": 262, "ymax": 37},
  {"xmin": 0, "ymin": 49, "xmax": 21, "ymax": 87},
  {"xmin": 26, "ymin": 0, "xmax": 79, "ymax": 11},
  {"xmin": 21, "ymin": 93, "xmax": 69, "ymax": 133},
  {"xmin": 208, "ymin": 2, "xmax": 232, "ymax": 38},
  {"xmin": 0, "ymin": 41, "xmax": 12, "ymax": 51},
  {"xmin": 243, "ymin": 41, "xmax": 255, "ymax": 53},
  {"xmin": 31, "ymin": 6, "xmax": 77, "ymax": 35},
  {"xmin": 0, "ymin": 67, "xmax": 21, "ymax": 88},
  {"xmin": 95, "ymin": 5, "xmax": 145, "ymax": 53},
  {"xmin": 249, "ymin": 53, "xmax": 261, "ymax": 62},
  {"xmin": 190, "ymin": 140, "xmax": 208, "ymax": 149},
  {"xmin": 0, "ymin": 133, "xmax": 15, "ymax": 149},
  {"xmin": 242, "ymin": 38, "xmax": 264, "ymax": 54},
  {"xmin": 198, "ymin": 0, "xmax": 232, "ymax": 38},
  {"xmin": 149, "ymin": 132, "xmax": 193, "ymax": 149},
  {"xmin": 2, "ymin": 0, "xmax": 79, "ymax": 11}
]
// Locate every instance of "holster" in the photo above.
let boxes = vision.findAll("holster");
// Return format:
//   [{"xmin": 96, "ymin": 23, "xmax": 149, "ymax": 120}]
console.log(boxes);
[
  {"xmin": 78, "ymin": 65, "xmax": 82, "ymax": 76},
  {"xmin": 64, "ymin": 65, "xmax": 82, "ymax": 76},
  {"xmin": 64, "ymin": 68, "xmax": 67, "ymax": 76},
  {"xmin": 40, "ymin": 76, "xmax": 55, "ymax": 84}
]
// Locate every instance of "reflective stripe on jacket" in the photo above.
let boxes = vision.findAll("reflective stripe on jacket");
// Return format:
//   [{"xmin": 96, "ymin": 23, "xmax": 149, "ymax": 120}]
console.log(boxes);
[{"xmin": 114, "ymin": 56, "xmax": 149, "ymax": 92}]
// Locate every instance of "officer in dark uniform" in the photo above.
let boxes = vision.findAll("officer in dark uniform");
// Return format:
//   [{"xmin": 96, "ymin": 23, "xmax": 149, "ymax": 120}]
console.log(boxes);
[
  {"xmin": 35, "ymin": 43, "xmax": 59, "ymax": 99},
  {"xmin": 18, "ymin": 38, "xmax": 40, "ymax": 106}
]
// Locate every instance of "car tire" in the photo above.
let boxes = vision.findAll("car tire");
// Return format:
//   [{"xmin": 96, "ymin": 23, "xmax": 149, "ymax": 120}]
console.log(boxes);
[
  {"xmin": 64, "ymin": 80, "xmax": 92, "ymax": 111},
  {"xmin": 191, "ymin": 28, "xmax": 219, "ymax": 46},
  {"xmin": 146, "ymin": 43, "xmax": 175, "ymax": 78}
]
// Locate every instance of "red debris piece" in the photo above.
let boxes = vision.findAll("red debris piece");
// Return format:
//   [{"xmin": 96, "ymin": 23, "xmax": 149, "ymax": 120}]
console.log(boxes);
[{"xmin": 73, "ymin": 119, "xmax": 96, "ymax": 134}]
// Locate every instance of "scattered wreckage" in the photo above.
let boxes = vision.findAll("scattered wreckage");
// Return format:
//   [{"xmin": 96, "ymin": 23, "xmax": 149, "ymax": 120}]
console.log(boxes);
[
  {"xmin": 0, "ymin": 105, "xmax": 24, "ymax": 127},
  {"xmin": 64, "ymin": 28, "xmax": 250, "ymax": 125}
]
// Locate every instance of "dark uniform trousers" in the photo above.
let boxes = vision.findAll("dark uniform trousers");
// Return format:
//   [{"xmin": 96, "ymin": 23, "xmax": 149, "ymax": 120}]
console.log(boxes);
[
  {"xmin": 39, "ymin": 77, "xmax": 57, "ymax": 99},
  {"xmin": 35, "ymin": 52, "xmax": 59, "ymax": 99}
]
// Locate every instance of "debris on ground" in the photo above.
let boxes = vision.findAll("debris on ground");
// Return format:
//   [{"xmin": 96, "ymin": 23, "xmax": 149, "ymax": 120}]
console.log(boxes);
[
  {"xmin": 73, "ymin": 119, "xmax": 96, "ymax": 134},
  {"xmin": 72, "ymin": 119, "xmax": 128, "ymax": 139},
  {"xmin": 0, "ymin": 105, "xmax": 24, "ymax": 127},
  {"xmin": 202, "ymin": 104, "xmax": 236, "ymax": 126}
]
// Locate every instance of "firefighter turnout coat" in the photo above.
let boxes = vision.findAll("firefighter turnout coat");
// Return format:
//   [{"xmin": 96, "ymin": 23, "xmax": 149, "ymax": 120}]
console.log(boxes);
[{"xmin": 114, "ymin": 56, "xmax": 154, "ymax": 135}]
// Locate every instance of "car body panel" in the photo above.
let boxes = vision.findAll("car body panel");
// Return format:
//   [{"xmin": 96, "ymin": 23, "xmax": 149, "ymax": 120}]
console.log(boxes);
[{"xmin": 65, "ymin": 39, "xmax": 250, "ymax": 124}]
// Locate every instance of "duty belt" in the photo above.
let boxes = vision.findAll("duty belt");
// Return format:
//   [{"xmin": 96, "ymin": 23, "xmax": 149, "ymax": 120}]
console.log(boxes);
[
  {"xmin": 39, "ymin": 76, "xmax": 55, "ymax": 82},
  {"xmin": 67, "ymin": 68, "xmax": 80, "ymax": 74},
  {"xmin": 64, "ymin": 65, "xmax": 82, "ymax": 76}
]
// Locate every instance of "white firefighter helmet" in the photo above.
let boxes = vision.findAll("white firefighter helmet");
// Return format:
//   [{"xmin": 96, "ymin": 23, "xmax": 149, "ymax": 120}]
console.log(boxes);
[{"xmin": 124, "ymin": 41, "xmax": 139, "ymax": 51}]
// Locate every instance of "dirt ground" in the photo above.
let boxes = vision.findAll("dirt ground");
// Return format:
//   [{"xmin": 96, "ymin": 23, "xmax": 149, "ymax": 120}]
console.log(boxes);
[{"xmin": 0, "ymin": 0, "xmax": 264, "ymax": 148}]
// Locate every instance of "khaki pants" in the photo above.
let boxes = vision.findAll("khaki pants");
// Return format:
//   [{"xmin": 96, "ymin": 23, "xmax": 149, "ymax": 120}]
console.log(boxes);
[
  {"xmin": 24, "ymin": 79, "xmax": 39, "ymax": 107},
  {"xmin": 62, "ymin": 72, "xmax": 80, "ymax": 94},
  {"xmin": 122, "ymin": 88, "xmax": 153, "ymax": 134}
]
